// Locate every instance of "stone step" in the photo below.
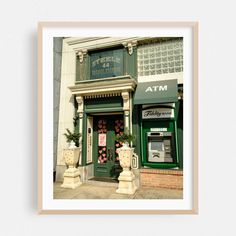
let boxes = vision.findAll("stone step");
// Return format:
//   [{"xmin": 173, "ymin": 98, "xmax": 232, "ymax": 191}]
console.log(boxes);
[{"xmin": 86, "ymin": 178, "xmax": 118, "ymax": 187}]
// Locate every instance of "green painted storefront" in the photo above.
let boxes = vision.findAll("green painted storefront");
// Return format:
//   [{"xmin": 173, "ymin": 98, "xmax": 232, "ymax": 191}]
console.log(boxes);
[{"xmin": 73, "ymin": 44, "xmax": 183, "ymax": 181}]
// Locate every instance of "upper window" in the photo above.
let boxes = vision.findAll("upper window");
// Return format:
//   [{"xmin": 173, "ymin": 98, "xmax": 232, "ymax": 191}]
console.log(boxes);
[
  {"xmin": 90, "ymin": 48, "xmax": 124, "ymax": 80},
  {"xmin": 137, "ymin": 38, "xmax": 183, "ymax": 77}
]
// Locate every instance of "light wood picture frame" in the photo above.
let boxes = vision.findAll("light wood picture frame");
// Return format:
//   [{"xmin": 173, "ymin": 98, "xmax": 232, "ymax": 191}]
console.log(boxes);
[{"xmin": 38, "ymin": 21, "xmax": 198, "ymax": 214}]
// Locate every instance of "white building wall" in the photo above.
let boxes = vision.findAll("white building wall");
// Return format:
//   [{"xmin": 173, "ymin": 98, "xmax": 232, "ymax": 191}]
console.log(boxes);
[{"xmin": 56, "ymin": 39, "xmax": 77, "ymax": 180}]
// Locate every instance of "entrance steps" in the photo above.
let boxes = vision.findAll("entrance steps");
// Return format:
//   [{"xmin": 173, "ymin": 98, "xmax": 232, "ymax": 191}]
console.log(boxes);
[{"xmin": 87, "ymin": 177, "xmax": 118, "ymax": 187}]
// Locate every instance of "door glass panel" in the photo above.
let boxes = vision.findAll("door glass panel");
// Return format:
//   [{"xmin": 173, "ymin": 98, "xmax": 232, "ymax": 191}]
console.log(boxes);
[
  {"xmin": 96, "ymin": 117, "xmax": 124, "ymax": 164},
  {"xmin": 114, "ymin": 119, "xmax": 124, "ymax": 162},
  {"xmin": 94, "ymin": 115, "xmax": 124, "ymax": 178},
  {"xmin": 97, "ymin": 119, "xmax": 107, "ymax": 164}
]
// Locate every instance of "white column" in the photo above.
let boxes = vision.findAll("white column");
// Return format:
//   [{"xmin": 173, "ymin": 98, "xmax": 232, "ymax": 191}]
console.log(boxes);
[
  {"xmin": 76, "ymin": 95, "xmax": 84, "ymax": 166},
  {"xmin": 56, "ymin": 40, "xmax": 76, "ymax": 167},
  {"xmin": 122, "ymin": 91, "xmax": 130, "ymax": 131}
]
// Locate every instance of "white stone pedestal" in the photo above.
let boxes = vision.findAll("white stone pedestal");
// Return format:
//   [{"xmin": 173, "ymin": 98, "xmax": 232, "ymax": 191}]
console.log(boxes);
[
  {"xmin": 116, "ymin": 144, "xmax": 137, "ymax": 195},
  {"xmin": 116, "ymin": 169, "xmax": 137, "ymax": 194},
  {"xmin": 61, "ymin": 147, "xmax": 82, "ymax": 189},
  {"xmin": 61, "ymin": 167, "xmax": 82, "ymax": 189}
]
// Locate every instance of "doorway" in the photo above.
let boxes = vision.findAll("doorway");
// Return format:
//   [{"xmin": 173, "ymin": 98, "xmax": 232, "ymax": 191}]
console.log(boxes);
[{"xmin": 93, "ymin": 115, "xmax": 124, "ymax": 179}]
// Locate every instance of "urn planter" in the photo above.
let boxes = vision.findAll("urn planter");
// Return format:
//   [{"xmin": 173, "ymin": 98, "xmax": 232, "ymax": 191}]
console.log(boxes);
[
  {"xmin": 116, "ymin": 142, "xmax": 137, "ymax": 194},
  {"xmin": 61, "ymin": 147, "xmax": 82, "ymax": 189}
]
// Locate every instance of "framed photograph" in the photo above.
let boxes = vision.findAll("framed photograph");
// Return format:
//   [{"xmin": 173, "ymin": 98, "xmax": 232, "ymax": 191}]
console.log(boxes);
[{"xmin": 38, "ymin": 21, "xmax": 198, "ymax": 214}]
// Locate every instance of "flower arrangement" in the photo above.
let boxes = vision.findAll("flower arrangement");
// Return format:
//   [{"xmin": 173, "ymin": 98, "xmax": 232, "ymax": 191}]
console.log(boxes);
[
  {"xmin": 115, "ymin": 129, "xmax": 135, "ymax": 145},
  {"xmin": 63, "ymin": 128, "xmax": 81, "ymax": 147}
]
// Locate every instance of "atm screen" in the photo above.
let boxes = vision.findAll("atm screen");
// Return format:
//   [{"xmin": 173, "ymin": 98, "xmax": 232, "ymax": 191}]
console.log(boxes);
[{"xmin": 151, "ymin": 140, "xmax": 164, "ymax": 151}]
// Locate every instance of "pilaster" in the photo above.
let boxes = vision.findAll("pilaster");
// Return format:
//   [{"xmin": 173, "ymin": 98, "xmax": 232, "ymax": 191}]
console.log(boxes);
[
  {"xmin": 75, "ymin": 95, "xmax": 84, "ymax": 166},
  {"xmin": 122, "ymin": 91, "xmax": 130, "ymax": 131}
]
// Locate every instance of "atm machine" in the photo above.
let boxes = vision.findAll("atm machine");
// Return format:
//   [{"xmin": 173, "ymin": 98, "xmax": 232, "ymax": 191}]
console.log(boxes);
[{"xmin": 147, "ymin": 131, "xmax": 173, "ymax": 163}]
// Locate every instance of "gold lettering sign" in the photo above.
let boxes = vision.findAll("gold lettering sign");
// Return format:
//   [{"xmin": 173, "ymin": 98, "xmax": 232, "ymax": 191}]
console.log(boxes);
[{"xmin": 90, "ymin": 49, "xmax": 124, "ymax": 79}]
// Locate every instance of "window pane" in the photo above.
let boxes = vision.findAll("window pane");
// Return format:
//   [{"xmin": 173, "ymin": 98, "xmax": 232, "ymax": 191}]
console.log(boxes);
[{"xmin": 138, "ymin": 38, "xmax": 183, "ymax": 76}]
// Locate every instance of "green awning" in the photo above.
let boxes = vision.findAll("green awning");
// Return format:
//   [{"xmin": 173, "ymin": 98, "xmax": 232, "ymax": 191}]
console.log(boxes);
[{"xmin": 133, "ymin": 79, "xmax": 178, "ymax": 105}]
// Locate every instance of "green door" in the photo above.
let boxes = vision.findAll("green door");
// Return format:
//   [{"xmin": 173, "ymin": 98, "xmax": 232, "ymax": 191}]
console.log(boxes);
[{"xmin": 93, "ymin": 115, "xmax": 124, "ymax": 179}]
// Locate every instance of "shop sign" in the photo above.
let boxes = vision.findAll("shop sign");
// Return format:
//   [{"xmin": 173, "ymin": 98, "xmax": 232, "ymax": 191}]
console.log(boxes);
[
  {"xmin": 145, "ymin": 85, "xmax": 168, "ymax": 93},
  {"xmin": 98, "ymin": 134, "xmax": 106, "ymax": 146},
  {"xmin": 151, "ymin": 128, "xmax": 167, "ymax": 132},
  {"xmin": 133, "ymin": 79, "xmax": 178, "ymax": 105},
  {"xmin": 90, "ymin": 49, "xmax": 123, "ymax": 79},
  {"xmin": 142, "ymin": 108, "xmax": 174, "ymax": 119}
]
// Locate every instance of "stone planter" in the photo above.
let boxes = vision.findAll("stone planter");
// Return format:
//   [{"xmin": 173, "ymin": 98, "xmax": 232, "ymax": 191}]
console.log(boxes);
[
  {"xmin": 61, "ymin": 147, "xmax": 82, "ymax": 189},
  {"xmin": 116, "ymin": 143, "xmax": 137, "ymax": 194}
]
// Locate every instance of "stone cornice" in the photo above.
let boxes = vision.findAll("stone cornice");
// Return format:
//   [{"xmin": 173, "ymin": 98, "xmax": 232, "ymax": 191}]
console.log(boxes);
[
  {"xmin": 66, "ymin": 37, "xmax": 109, "ymax": 46},
  {"xmin": 68, "ymin": 76, "xmax": 137, "ymax": 96},
  {"xmin": 66, "ymin": 37, "xmax": 149, "ymax": 52}
]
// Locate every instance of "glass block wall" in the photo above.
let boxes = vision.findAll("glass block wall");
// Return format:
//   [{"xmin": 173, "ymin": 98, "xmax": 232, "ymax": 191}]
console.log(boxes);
[{"xmin": 137, "ymin": 38, "xmax": 183, "ymax": 76}]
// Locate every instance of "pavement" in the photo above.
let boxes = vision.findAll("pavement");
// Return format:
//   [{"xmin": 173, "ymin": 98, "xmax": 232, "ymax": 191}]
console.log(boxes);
[{"xmin": 54, "ymin": 181, "xmax": 183, "ymax": 199}]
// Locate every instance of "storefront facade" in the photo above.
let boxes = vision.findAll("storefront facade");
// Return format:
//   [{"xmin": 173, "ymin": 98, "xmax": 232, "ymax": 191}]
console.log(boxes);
[{"xmin": 55, "ymin": 37, "xmax": 183, "ymax": 189}]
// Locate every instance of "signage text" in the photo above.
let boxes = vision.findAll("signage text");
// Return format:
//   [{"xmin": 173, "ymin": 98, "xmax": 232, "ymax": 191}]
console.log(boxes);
[
  {"xmin": 145, "ymin": 85, "xmax": 168, "ymax": 93},
  {"xmin": 142, "ymin": 108, "xmax": 174, "ymax": 119}
]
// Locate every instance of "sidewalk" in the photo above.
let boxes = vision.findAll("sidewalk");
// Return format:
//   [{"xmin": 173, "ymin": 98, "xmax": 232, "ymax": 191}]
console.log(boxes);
[{"xmin": 54, "ymin": 182, "xmax": 183, "ymax": 199}]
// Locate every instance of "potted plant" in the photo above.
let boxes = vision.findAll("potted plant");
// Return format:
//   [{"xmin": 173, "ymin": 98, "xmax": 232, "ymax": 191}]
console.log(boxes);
[
  {"xmin": 115, "ymin": 129, "xmax": 135, "ymax": 148},
  {"xmin": 63, "ymin": 128, "xmax": 81, "ymax": 148},
  {"xmin": 61, "ymin": 128, "xmax": 82, "ymax": 189}
]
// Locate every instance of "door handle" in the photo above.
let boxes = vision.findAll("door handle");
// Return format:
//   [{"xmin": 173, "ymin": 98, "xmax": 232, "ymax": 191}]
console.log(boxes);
[
  {"xmin": 107, "ymin": 148, "xmax": 111, "ymax": 161},
  {"xmin": 110, "ymin": 148, "xmax": 113, "ymax": 161},
  {"xmin": 107, "ymin": 148, "xmax": 114, "ymax": 161}
]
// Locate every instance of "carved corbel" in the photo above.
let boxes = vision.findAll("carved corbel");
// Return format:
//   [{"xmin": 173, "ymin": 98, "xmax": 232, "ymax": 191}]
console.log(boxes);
[
  {"xmin": 122, "ymin": 91, "xmax": 130, "ymax": 111},
  {"xmin": 122, "ymin": 40, "xmax": 137, "ymax": 55},
  {"xmin": 76, "ymin": 49, "xmax": 88, "ymax": 63},
  {"xmin": 76, "ymin": 96, "xmax": 84, "ymax": 116}
]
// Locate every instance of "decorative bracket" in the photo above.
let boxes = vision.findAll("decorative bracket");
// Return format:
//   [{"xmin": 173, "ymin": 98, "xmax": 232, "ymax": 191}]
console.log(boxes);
[
  {"xmin": 75, "ymin": 96, "xmax": 84, "ymax": 117},
  {"xmin": 76, "ymin": 49, "xmax": 88, "ymax": 63},
  {"xmin": 122, "ymin": 40, "xmax": 137, "ymax": 55},
  {"xmin": 122, "ymin": 91, "xmax": 130, "ymax": 111}
]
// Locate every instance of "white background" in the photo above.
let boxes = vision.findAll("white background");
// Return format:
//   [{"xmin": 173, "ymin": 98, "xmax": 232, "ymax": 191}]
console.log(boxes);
[{"xmin": 0, "ymin": 0, "xmax": 236, "ymax": 235}]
